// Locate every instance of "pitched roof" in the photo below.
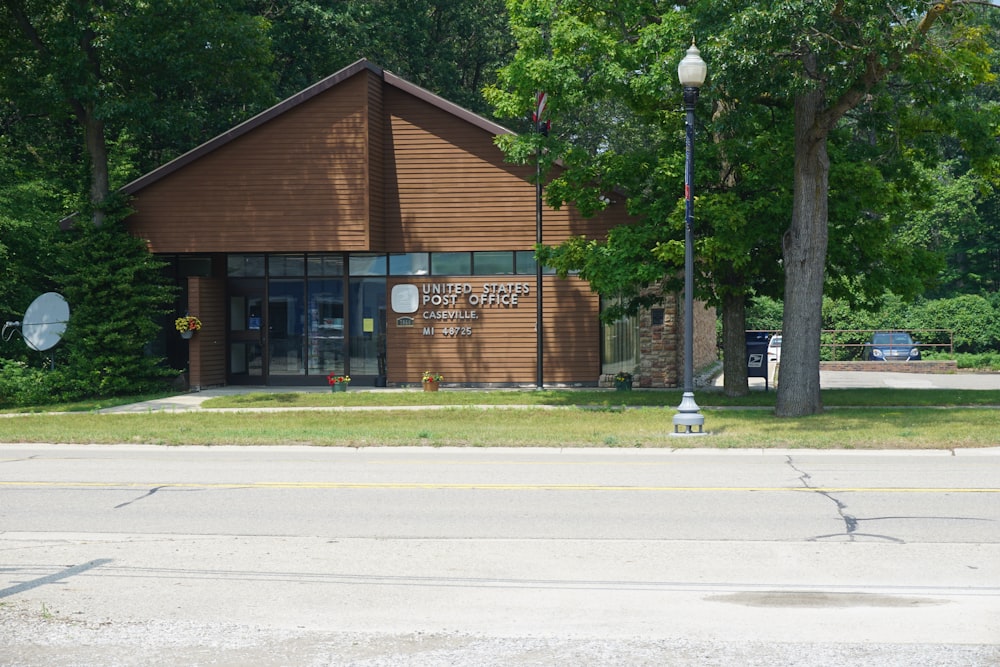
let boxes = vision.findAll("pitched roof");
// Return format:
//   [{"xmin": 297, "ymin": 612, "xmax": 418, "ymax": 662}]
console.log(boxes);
[{"xmin": 121, "ymin": 58, "xmax": 515, "ymax": 196}]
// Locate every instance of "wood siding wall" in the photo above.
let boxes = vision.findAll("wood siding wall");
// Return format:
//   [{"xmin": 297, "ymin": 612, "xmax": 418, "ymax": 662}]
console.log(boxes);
[
  {"xmin": 128, "ymin": 72, "xmax": 375, "ymax": 253},
  {"xmin": 386, "ymin": 275, "xmax": 599, "ymax": 385},
  {"xmin": 188, "ymin": 277, "xmax": 226, "ymax": 388},
  {"xmin": 541, "ymin": 277, "xmax": 603, "ymax": 382},
  {"xmin": 367, "ymin": 73, "xmax": 386, "ymax": 249},
  {"xmin": 382, "ymin": 87, "xmax": 629, "ymax": 252},
  {"xmin": 127, "ymin": 70, "xmax": 629, "ymax": 257}
]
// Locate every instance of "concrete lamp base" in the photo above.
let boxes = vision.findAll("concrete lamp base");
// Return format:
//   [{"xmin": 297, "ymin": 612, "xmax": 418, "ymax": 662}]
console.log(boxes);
[{"xmin": 672, "ymin": 392, "xmax": 706, "ymax": 436}]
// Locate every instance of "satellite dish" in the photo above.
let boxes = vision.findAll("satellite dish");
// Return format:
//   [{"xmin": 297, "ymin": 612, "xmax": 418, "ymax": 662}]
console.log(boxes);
[{"xmin": 21, "ymin": 292, "xmax": 70, "ymax": 352}]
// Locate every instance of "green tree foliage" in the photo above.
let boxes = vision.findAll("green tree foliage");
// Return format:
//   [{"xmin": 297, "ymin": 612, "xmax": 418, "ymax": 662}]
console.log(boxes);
[
  {"xmin": 891, "ymin": 8, "xmax": 1000, "ymax": 298},
  {"xmin": 701, "ymin": 0, "xmax": 997, "ymax": 416},
  {"xmin": 252, "ymin": 0, "xmax": 515, "ymax": 114},
  {"xmin": 745, "ymin": 296, "xmax": 783, "ymax": 334},
  {"xmin": 487, "ymin": 1, "xmax": 780, "ymax": 396},
  {"xmin": 0, "ymin": 0, "xmax": 275, "ymax": 221},
  {"xmin": 903, "ymin": 162, "xmax": 998, "ymax": 296},
  {"xmin": 1, "ymin": 0, "xmax": 273, "ymax": 402},
  {"xmin": 108, "ymin": 1, "xmax": 276, "ymax": 172},
  {"xmin": 487, "ymin": 1, "xmax": 988, "ymax": 399},
  {"xmin": 49, "ymin": 206, "xmax": 177, "ymax": 400},
  {"xmin": 0, "ymin": 148, "xmax": 62, "ymax": 328},
  {"xmin": 911, "ymin": 294, "xmax": 1000, "ymax": 353}
]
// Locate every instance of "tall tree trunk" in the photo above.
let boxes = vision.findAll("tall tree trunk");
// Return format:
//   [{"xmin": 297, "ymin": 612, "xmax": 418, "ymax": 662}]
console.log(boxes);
[
  {"xmin": 83, "ymin": 106, "xmax": 109, "ymax": 226},
  {"xmin": 77, "ymin": 7, "xmax": 109, "ymax": 226},
  {"xmin": 722, "ymin": 291, "xmax": 748, "ymax": 397},
  {"xmin": 775, "ymin": 89, "xmax": 829, "ymax": 417},
  {"xmin": 713, "ymin": 100, "xmax": 749, "ymax": 397}
]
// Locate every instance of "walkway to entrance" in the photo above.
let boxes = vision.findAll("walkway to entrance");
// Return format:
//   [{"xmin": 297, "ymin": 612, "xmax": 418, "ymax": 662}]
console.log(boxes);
[{"xmin": 99, "ymin": 386, "xmax": 335, "ymax": 413}]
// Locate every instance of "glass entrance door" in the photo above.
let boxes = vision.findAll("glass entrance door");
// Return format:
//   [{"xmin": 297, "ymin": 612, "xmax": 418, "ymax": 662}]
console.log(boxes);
[
  {"xmin": 228, "ymin": 280, "xmax": 266, "ymax": 383},
  {"xmin": 224, "ymin": 253, "xmax": 387, "ymax": 385},
  {"xmin": 348, "ymin": 277, "xmax": 387, "ymax": 382},
  {"xmin": 268, "ymin": 279, "xmax": 305, "ymax": 378},
  {"xmin": 308, "ymin": 277, "xmax": 345, "ymax": 379}
]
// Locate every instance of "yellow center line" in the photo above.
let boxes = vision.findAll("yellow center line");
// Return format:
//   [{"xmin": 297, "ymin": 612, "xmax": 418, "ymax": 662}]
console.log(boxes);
[{"xmin": 0, "ymin": 481, "xmax": 998, "ymax": 493}]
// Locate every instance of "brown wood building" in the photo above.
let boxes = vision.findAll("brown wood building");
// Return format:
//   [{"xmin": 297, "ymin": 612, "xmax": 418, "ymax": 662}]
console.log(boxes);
[{"xmin": 125, "ymin": 59, "xmax": 713, "ymax": 388}]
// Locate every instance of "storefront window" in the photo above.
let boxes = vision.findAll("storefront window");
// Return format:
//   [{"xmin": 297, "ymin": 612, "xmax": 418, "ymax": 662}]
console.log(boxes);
[
  {"xmin": 308, "ymin": 254, "xmax": 344, "ymax": 276},
  {"xmin": 270, "ymin": 254, "xmax": 305, "ymax": 277},
  {"xmin": 601, "ymin": 300, "xmax": 640, "ymax": 376},
  {"xmin": 178, "ymin": 256, "xmax": 212, "ymax": 277},
  {"xmin": 349, "ymin": 254, "xmax": 387, "ymax": 276},
  {"xmin": 473, "ymin": 252, "xmax": 514, "ymax": 275},
  {"xmin": 389, "ymin": 253, "xmax": 430, "ymax": 275},
  {"xmin": 227, "ymin": 254, "xmax": 265, "ymax": 277},
  {"xmin": 515, "ymin": 251, "xmax": 537, "ymax": 275},
  {"xmin": 431, "ymin": 252, "xmax": 471, "ymax": 275}
]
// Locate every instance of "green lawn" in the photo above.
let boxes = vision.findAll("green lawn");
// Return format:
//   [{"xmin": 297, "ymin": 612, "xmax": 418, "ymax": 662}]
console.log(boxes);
[
  {"xmin": 201, "ymin": 387, "xmax": 1000, "ymax": 409},
  {"xmin": 1, "ymin": 387, "xmax": 998, "ymax": 449}
]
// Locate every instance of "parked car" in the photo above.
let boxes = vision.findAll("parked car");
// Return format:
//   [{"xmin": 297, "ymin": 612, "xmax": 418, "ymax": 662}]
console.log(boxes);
[
  {"xmin": 865, "ymin": 331, "xmax": 921, "ymax": 361},
  {"xmin": 767, "ymin": 335, "xmax": 782, "ymax": 364}
]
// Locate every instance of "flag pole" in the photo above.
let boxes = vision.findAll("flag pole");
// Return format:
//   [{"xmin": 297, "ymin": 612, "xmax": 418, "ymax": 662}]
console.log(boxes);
[{"xmin": 534, "ymin": 92, "xmax": 548, "ymax": 389}]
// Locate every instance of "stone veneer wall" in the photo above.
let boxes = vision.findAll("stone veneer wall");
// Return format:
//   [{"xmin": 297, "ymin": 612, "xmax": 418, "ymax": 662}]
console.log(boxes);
[
  {"xmin": 627, "ymin": 290, "xmax": 717, "ymax": 388},
  {"xmin": 636, "ymin": 291, "xmax": 680, "ymax": 388},
  {"xmin": 692, "ymin": 298, "xmax": 719, "ymax": 381}
]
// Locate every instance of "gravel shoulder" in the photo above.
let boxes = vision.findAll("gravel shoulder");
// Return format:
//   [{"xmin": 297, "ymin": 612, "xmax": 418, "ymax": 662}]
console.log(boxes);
[{"xmin": 3, "ymin": 600, "xmax": 998, "ymax": 667}]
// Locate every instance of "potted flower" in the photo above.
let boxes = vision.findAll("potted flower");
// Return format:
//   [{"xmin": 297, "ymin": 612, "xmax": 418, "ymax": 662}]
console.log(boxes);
[
  {"xmin": 175, "ymin": 315, "xmax": 202, "ymax": 339},
  {"xmin": 613, "ymin": 371, "xmax": 633, "ymax": 391},
  {"xmin": 421, "ymin": 370, "xmax": 443, "ymax": 392},
  {"xmin": 327, "ymin": 373, "xmax": 351, "ymax": 392}
]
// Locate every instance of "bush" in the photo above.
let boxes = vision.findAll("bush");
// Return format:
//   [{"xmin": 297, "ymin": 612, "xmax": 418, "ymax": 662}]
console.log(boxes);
[
  {"xmin": 746, "ymin": 296, "xmax": 782, "ymax": 332},
  {"xmin": 0, "ymin": 358, "xmax": 55, "ymax": 407},
  {"xmin": 956, "ymin": 353, "xmax": 1000, "ymax": 370},
  {"xmin": 909, "ymin": 295, "xmax": 999, "ymax": 353},
  {"xmin": 51, "ymin": 212, "xmax": 177, "ymax": 401},
  {"xmin": 749, "ymin": 293, "xmax": 1000, "ymax": 358}
]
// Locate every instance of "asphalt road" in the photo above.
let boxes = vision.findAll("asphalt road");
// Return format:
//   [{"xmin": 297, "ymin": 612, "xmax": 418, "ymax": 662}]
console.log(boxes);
[{"xmin": 1, "ymin": 444, "xmax": 998, "ymax": 665}]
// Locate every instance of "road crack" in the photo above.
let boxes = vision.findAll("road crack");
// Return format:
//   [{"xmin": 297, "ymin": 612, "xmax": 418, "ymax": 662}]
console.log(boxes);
[
  {"xmin": 114, "ymin": 486, "xmax": 166, "ymax": 509},
  {"xmin": 786, "ymin": 456, "xmax": 903, "ymax": 543}
]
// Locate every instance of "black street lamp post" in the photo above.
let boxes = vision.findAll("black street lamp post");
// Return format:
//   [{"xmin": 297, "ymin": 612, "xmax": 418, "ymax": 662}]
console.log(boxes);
[{"xmin": 673, "ymin": 40, "xmax": 707, "ymax": 436}]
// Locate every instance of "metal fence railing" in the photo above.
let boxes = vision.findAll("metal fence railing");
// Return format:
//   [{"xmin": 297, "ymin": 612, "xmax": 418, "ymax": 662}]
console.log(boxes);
[{"xmin": 746, "ymin": 329, "xmax": 954, "ymax": 361}]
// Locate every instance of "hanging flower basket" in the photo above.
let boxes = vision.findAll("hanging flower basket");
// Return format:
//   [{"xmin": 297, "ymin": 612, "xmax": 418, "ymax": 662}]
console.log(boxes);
[{"xmin": 175, "ymin": 315, "xmax": 202, "ymax": 339}]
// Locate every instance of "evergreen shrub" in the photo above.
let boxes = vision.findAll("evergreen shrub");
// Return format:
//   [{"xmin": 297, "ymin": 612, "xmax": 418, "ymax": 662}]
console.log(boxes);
[{"xmin": 49, "ymin": 211, "xmax": 177, "ymax": 401}]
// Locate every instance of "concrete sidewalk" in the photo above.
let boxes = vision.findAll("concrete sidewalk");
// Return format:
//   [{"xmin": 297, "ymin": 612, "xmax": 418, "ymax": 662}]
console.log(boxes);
[{"xmin": 97, "ymin": 386, "xmax": 332, "ymax": 413}]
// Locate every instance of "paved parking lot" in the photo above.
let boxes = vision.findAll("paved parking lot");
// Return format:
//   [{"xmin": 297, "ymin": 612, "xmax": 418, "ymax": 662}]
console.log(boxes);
[{"xmin": 733, "ymin": 369, "xmax": 1000, "ymax": 391}]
